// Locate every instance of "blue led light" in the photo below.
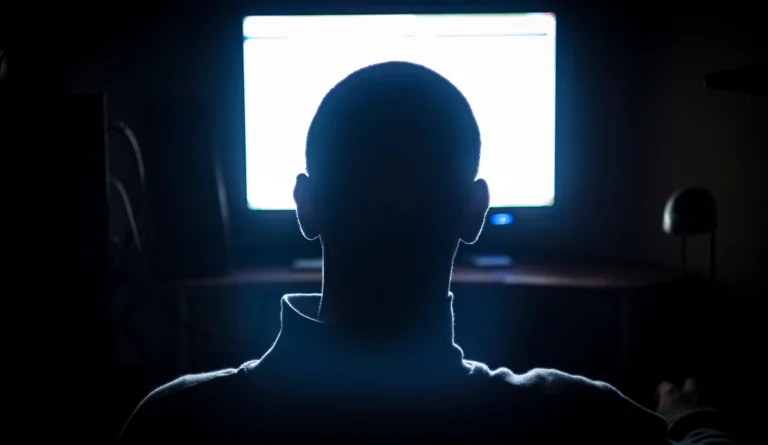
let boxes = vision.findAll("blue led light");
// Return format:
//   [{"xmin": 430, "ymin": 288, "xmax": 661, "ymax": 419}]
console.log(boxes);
[{"xmin": 490, "ymin": 213, "xmax": 514, "ymax": 226}]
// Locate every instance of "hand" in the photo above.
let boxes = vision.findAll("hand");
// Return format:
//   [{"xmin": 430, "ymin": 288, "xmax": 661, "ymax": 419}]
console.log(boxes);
[{"xmin": 656, "ymin": 378, "xmax": 698, "ymax": 417}]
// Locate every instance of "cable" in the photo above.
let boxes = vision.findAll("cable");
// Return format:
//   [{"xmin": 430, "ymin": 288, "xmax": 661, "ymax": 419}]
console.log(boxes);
[
  {"xmin": 109, "ymin": 175, "xmax": 142, "ymax": 255},
  {"xmin": 108, "ymin": 120, "xmax": 146, "ymax": 194},
  {"xmin": 107, "ymin": 121, "xmax": 146, "ymax": 265}
]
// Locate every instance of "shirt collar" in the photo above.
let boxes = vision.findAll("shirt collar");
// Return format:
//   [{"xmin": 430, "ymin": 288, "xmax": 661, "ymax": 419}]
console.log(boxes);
[{"xmin": 260, "ymin": 293, "xmax": 468, "ymax": 390}]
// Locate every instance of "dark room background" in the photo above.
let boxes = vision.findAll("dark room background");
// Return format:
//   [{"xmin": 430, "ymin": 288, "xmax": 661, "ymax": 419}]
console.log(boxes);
[
  {"xmin": 18, "ymin": 0, "xmax": 764, "ymax": 440},
  {"xmin": 38, "ymin": 0, "xmax": 763, "ymax": 289}
]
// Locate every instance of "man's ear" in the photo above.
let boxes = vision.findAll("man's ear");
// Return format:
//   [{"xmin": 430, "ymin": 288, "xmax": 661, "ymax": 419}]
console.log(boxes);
[
  {"xmin": 458, "ymin": 178, "xmax": 490, "ymax": 245},
  {"xmin": 294, "ymin": 173, "xmax": 320, "ymax": 240}
]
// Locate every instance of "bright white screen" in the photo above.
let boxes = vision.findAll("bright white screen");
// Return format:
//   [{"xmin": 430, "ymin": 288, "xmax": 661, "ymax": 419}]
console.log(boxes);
[{"xmin": 243, "ymin": 13, "xmax": 556, "ymax": 210}]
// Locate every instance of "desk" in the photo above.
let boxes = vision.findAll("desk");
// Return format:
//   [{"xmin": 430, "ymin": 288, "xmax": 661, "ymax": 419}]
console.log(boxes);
[{"xmin": 173, "ymin": 265, "xmax": 674, "ymax": 289}]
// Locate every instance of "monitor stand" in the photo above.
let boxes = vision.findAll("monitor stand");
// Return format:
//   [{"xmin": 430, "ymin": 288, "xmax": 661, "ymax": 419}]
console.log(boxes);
[
  {"xmin": 468, "ymin": 254, "xmax": 513, "ymax": 268},
  {"xmin": 292, "ymin": 258, "xmax": 323, "ymax": 270}
]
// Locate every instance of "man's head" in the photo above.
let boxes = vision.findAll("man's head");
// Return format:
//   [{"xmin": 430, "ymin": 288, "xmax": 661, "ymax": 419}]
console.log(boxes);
[{"xmin": 294, "ymin": 61, "xmax": 489, "ymax": 254}]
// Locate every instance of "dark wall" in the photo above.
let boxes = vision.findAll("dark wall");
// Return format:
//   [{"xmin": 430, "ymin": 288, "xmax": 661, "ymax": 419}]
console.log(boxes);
[{"xmin": 632, "ymin": 8, "xmax": 765, "ymax": 296}]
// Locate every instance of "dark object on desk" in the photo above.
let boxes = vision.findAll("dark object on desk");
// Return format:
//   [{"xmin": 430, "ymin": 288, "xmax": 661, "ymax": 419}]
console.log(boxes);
[
  {"xmin": 0, "ymin": 50, "xmax": 7, "ymax": 89},
  {"xmin": 704, "ymin": 64, "xmax": 766, "ymax": 95},
  {"xmin": 143, "ymin": 102, "xmax": 231, "ymax": 279},
  {"xmin": 663, "ymin": 187, "xmax": 717, "ymax": 281},
  {"xmin": 67, "ymin": 93, "xmax": 113, "ymax": 440},
  {"xmin": 662, "ymin": 188, "xmax": 719, "ymax": 394},
  {"xmin": 72, "ymin": 93, "xmax": 111, "ymax": 351}
]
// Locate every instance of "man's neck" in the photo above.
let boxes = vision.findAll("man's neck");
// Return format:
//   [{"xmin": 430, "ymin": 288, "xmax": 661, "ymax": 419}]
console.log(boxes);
[{"xmin": 318, "ymin": 245, "xmax": 456, "ymax": 340}]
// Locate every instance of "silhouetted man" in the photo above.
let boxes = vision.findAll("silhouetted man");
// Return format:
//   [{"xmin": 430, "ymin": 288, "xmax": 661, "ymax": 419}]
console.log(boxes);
[{"xmin": 119, "ymin": 62, "xmax": 736, "ymax": 443}]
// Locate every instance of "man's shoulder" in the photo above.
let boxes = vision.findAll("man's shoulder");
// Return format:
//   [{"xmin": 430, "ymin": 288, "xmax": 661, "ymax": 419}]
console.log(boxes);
[
  {"xmin": 118, "ymin": 360, "xmax": 261, "ymax": 440},
  {"xmin": 142, "ymin": 361, "xmax": 258, "ymax": 403},
  {"xmin": 464, "ymin": 360, "xmax": 614, "ymax": 395},
  {"xmin": 463, "ymin": 360, "xmax": 667, "ymax": 439}
]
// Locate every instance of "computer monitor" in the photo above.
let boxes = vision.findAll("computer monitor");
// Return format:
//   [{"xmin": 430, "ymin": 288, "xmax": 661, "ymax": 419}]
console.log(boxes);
[{"xmin": 242, "ymin": 13, "xmax": 557, "ymax": 215}]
